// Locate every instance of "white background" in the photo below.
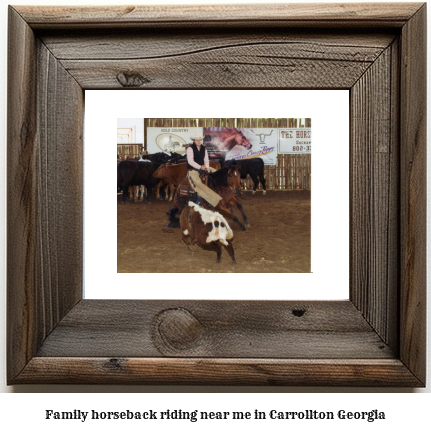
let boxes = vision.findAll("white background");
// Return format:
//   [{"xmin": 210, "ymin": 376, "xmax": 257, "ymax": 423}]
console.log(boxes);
[
  {"xmin": 86, "ymin": 90, "xmax": 349, "ymax": 300},
  {"xmin": 0, "ymin": 0, "xmax": 429, "ymax": 425}
]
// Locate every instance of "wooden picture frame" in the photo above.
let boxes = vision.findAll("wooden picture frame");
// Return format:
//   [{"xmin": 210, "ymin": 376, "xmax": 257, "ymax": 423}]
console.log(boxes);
[{"xmin": 7, "ymin": 3, "xmax": 426, "ymax": 386}]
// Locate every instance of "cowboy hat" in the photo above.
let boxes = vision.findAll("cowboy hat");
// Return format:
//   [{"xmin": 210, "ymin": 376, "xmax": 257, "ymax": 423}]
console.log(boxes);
[{"xmin": 190, "ymin": 133, "xmax": 204, "ymax": 141}]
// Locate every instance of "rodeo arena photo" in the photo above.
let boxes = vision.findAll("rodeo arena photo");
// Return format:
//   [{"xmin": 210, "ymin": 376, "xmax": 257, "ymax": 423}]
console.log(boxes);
[{"xmin": 117, "ymin": 118, "xmax": 311, "ymax": 273}]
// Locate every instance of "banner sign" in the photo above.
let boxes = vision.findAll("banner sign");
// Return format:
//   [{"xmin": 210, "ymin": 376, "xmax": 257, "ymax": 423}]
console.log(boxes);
[
  {"xmin": 145, "ymin": 124, "xmax": 311, "ymax": 159},
  {"xmin": 204, "ymin": 127, "xmax": 278, "ymax": 165},
  {"xmin": 146, "ymin": 127, "xmax": 203, "ymax": 154},
  {"xmin": 278, "ymin": 128, "xmax": 311, "ymax": 154}
]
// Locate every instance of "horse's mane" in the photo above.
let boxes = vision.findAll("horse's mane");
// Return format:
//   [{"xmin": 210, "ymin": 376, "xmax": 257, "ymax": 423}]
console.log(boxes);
[
  {"xmin": 207, "ymin": 167, "xmax": 230, "ymax": 188},
  {"xmin": 218, "ymin": 128, "xmax": 239, "ymax": 140}
]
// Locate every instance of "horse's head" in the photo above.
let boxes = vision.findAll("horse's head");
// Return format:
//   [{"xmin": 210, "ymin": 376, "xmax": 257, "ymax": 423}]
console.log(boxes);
[
  {"xmin": 227, "ymin": 165, "xmax": 242, "ymax": 194},
  {"xmin": 235, "ymin": 131, "xmax": 252, "ymax": 150}
]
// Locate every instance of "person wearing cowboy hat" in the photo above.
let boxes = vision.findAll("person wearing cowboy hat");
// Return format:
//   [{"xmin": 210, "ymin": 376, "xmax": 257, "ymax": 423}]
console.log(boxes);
[
  {"xmin": 186, "ymin": 133, "xmax": 210, "ymax": 174},
  {"xmin": 186, "ymin": 132, "xmax": 221, "ymax": 207}
]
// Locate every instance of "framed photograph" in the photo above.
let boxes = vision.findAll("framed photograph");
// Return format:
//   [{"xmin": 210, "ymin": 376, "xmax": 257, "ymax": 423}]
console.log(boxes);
[
  {"xmin": 89, "ymin": 91, "xmax": 349, "ymax": 300},
  {"xmin": 7, "ymin": 3, "xmax": 426, "ymax": 386}
]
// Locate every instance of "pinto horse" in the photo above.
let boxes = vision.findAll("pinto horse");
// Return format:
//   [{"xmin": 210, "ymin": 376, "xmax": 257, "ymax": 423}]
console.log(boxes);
[{"xmin": 166, "ymin": 165, "xmax": 250, "ymax": 231}]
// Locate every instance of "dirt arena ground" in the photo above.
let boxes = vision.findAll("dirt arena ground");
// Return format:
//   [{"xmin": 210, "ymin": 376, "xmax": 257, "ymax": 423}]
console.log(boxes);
[{"xmin": 117, "ymin": 190, "xmax": 310, "ymax": 273}]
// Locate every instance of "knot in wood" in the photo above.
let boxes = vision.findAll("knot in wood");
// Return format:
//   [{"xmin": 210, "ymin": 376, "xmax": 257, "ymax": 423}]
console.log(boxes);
[
  {"xmin": 108, "ymin": 358, "xmax": 123, "ymax": 369},
  {"xmin": 116, "ymin": 71, "xmax": 150, "ymax": 87},
  {"xmin": 292, "ymin": 308, "xmax": 306, "ymax": 317},
  {"xmin": 155, "ymin": 308, "xmax": 203, "ymax": 351}
]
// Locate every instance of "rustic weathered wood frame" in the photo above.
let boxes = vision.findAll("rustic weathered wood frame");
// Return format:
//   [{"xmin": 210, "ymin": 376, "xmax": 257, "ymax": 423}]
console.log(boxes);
[{"xmin": 7, "ymin": 3, "xmax": 426, "ymax": 386}]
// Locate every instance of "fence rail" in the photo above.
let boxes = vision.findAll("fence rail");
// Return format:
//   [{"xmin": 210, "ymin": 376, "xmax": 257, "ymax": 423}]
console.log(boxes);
[
  {"xmin": 244, "ymin": 154, "xmax": 311, "ymax": 191},
  {"xmin": 117, "ymin": 144, "xmax": 143, "ymax": 159}
]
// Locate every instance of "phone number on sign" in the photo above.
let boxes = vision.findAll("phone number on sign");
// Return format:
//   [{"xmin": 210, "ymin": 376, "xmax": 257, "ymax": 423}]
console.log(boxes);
[{"xmin": 292, "ymin": 145, "xmax": 311, "ymax": 152}]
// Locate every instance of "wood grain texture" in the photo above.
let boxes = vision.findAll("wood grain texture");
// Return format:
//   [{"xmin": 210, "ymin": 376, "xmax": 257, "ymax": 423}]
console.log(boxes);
[
  {"xmin": 41, "ymin": 31, "xmax": 395, "ymax": 89},
  {"xmin": 399, "ymin": 4, "xmax": 427, "ymax": 384},
  {"xmin": 36, "ymin": 300, "xmax": 393, "ymax": 359},
  {"xmin": 387, "ymin": 38, "xmax": 401, "ymax": 352},
  {"xmin": 7, "ymin": 6, "xmax": 38, "ymax": 382},
  {"xmin": 7, "ymin": 3, "xmax": 427, "ymax": 386},
  {"xmin": 41, "ymin": 31, "xmax": 395, "ymax": 60},
  {"xmin": 35, "ymin": 41, "xmax": 84, "ymax": 335},
  {"xmin": 7, "ymin": 6, "xmax": 83, "ymax": 383},
  {"xmin": 15, "ymin": 3, "xmax": 423, "ymax": 29},
  {"xmin": 350, "ymin": 45, "xmax": 398, "ymax": 347},
  {"xmin": 15, "ymin": 358, "xmax": 422, "ymax": 386}
]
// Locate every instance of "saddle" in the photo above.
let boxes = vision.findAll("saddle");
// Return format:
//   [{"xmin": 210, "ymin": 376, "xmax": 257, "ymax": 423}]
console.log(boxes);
[
  {"xmin": 178, "ymin": 178, "xmax": 197, "ymax": 212},
  {"xmin": 179, "ymin": 172, "xmax": 209, "ymax": 199},
  {"xmin": 178, "ymin": 173, "xmax": 212, "ymax": 210},
  {"xmin": 179, "ymin": 177, "xmax": 197, "ymax": 200},
  {"xmin": 200, "ymin": 171, "xmax": 210, "ymax": 186}
]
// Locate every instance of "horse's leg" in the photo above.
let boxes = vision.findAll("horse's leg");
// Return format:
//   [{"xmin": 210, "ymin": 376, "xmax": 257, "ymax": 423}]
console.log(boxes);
[
  {"xmin": 216, "ymin": 204, "xmax": 246, "ymax": 231},
  {"xmin": 235, "ymin": 200, "xmax": 250, "ymax": 227},
  {"xmin": 227, "ymin": 197, "xmax": 250, "ymax": 228},
  {"xmin": 166, "ymin": 206, "xmax": 180, "ymax": 228},
  {"xmin": 223, "ymin": 241, "xmax": 237, "ymax": 265}
]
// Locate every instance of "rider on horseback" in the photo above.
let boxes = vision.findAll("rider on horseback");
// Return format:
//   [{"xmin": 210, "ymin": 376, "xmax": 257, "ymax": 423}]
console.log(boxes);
[{"xmin": 186, "ymin": 133, "xmax": 222, "ymax": 207}]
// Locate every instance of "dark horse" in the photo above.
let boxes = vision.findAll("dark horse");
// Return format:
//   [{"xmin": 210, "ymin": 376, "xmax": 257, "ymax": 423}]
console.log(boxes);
[{"xmin": 166, "ymin": 165, "xmax": 250, "ymax": 231}]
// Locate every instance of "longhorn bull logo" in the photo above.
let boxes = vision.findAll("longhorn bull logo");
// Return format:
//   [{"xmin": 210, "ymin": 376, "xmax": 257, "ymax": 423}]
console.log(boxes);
[{"xmin": 250, "ymin": 129, "xmax": 274, "ymax": 144}]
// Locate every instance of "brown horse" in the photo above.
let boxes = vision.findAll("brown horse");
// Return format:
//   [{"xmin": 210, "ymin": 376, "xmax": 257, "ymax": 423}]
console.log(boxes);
[
  {"xmin": 204, "ymin": 128, "xmax": 252, "ymax": 159},
  {"xmin": 166, "ymin": 165, "xmax": 250, "ymax": 231},
  {"xmin": 217, "ymin": 128, "xmax": 252, "ymax": 151},
  {"xmin": 153, "ymin": 160, "xmax": 221, "ymax": 201}
]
